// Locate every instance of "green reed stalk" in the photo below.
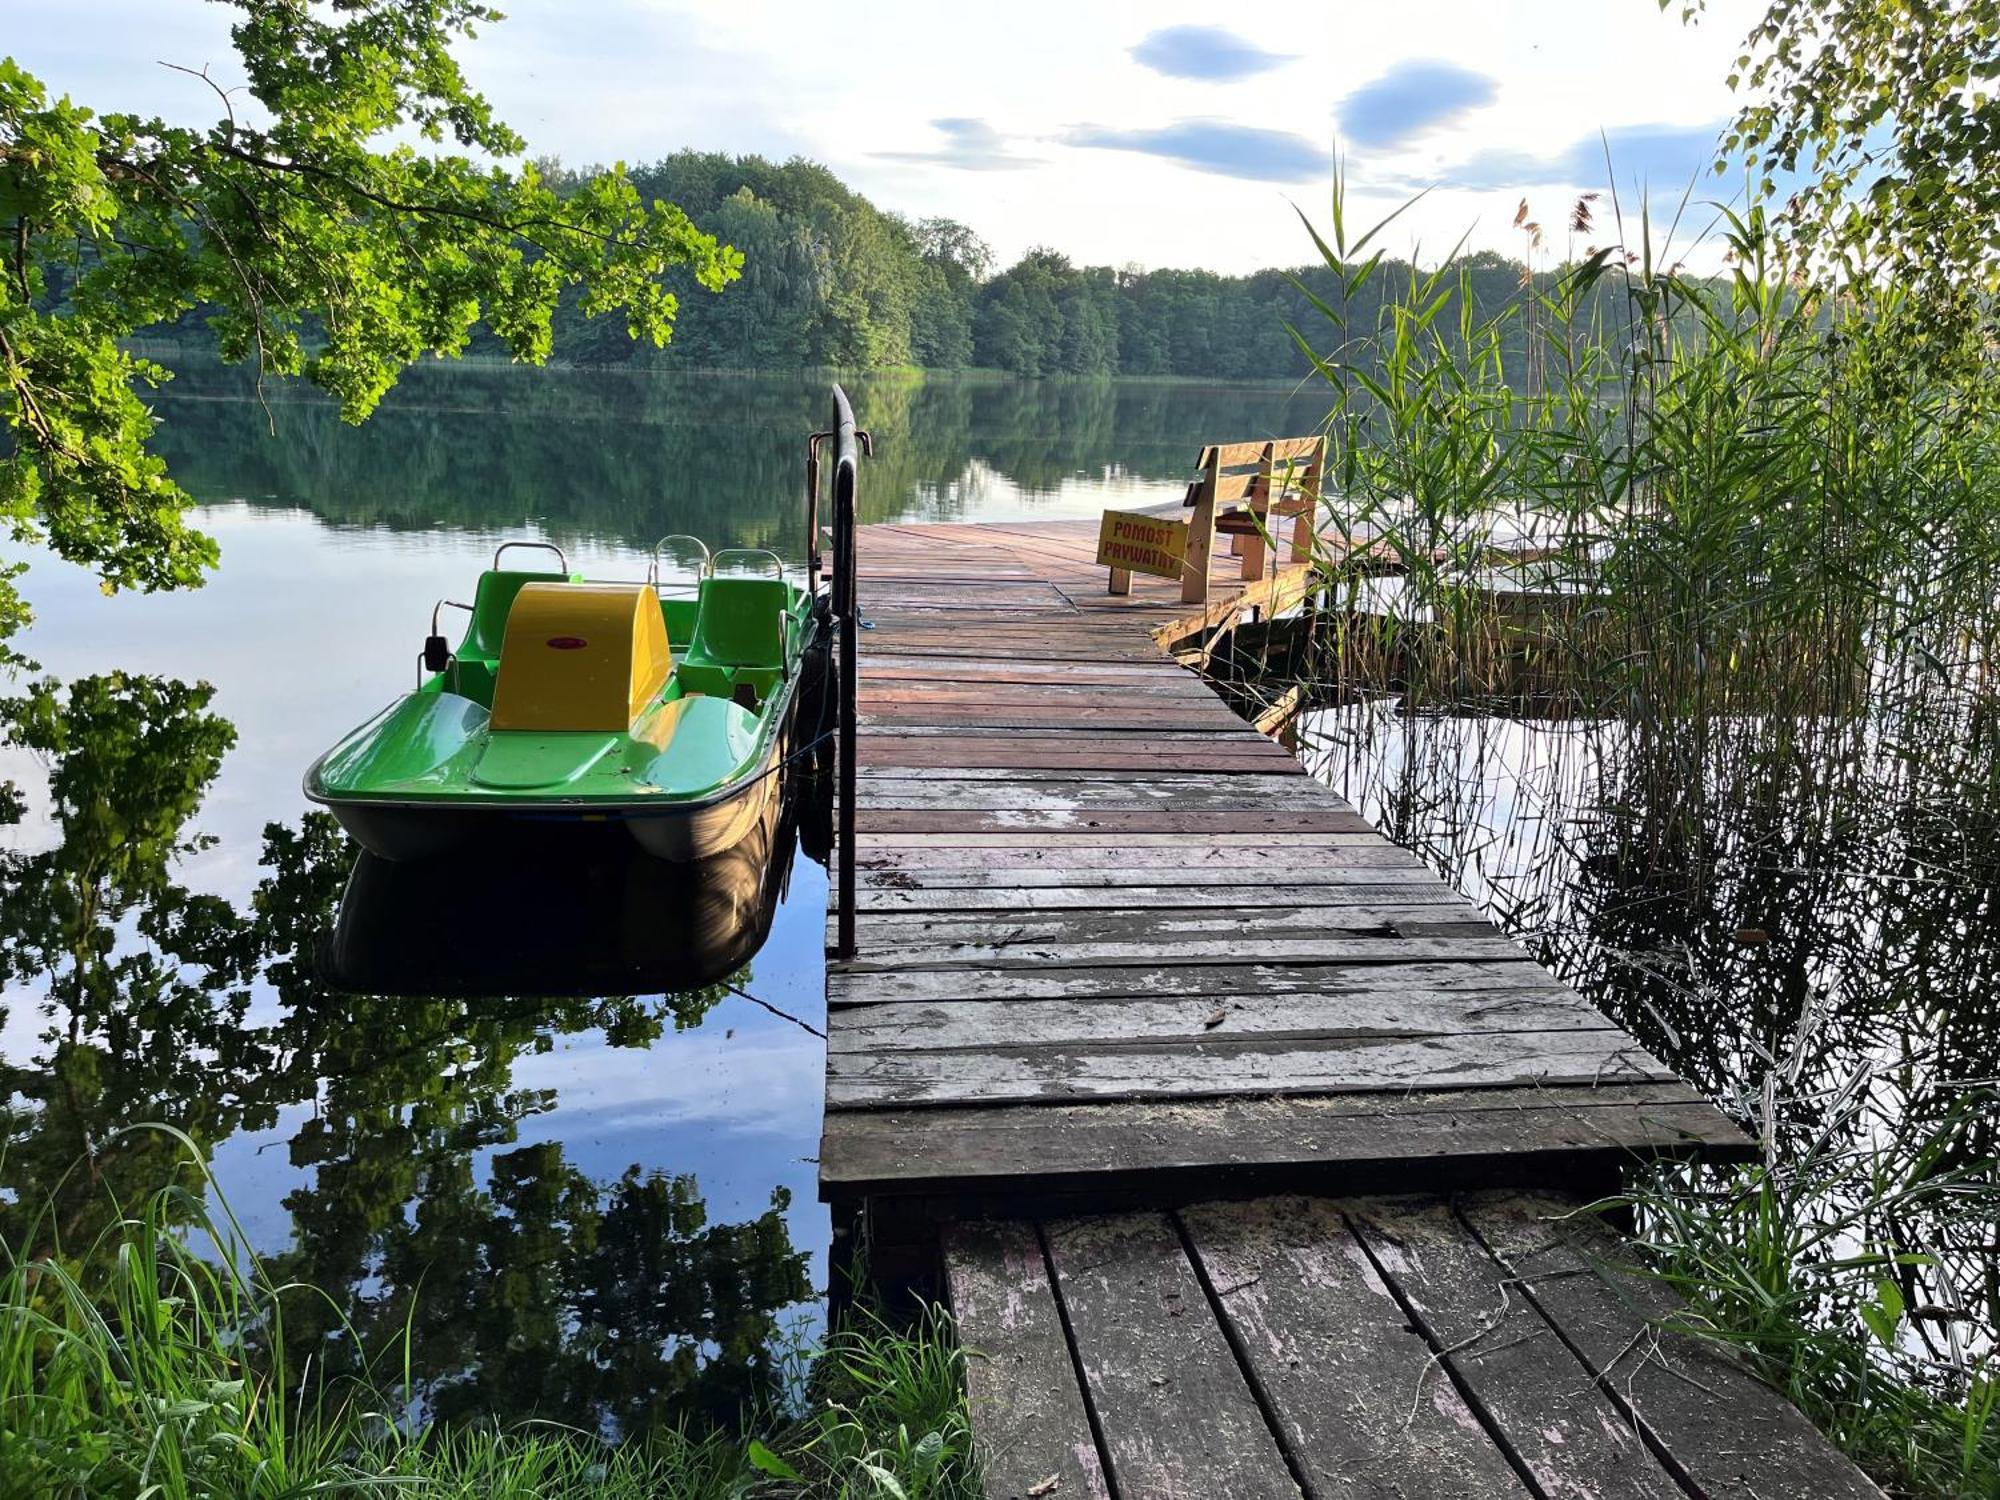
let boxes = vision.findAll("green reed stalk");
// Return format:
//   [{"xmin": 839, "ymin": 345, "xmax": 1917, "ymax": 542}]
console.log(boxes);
[{"xmin": 1281, "ymin": 174, "xmax": 2000, "ymax": 1500}]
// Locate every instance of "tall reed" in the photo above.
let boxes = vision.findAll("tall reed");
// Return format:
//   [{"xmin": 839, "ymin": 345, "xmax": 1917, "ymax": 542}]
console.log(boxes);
[{"xmin": 1281, "ymin": 178, "xmax": 2000, "ymax": 1498}]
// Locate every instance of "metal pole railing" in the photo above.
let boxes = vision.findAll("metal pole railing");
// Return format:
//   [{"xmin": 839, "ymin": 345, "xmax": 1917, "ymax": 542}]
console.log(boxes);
[
  {"xmin": 804, "ymin": 440, "xmax": 822, "ymax": 586},
  {"xmin": 828, "ymin": 384, "xmax": 863, "ymax": 959}
]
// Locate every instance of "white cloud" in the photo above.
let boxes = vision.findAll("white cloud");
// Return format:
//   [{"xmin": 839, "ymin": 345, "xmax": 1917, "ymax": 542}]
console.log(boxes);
[{"xmin": 11, "ymin": 0, "xmax": 1769, "ymax": 272}]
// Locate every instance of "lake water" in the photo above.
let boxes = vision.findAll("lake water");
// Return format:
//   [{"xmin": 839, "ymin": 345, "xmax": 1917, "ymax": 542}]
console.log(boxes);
[{"xmin": 0, "ymin": 364, "xmax": 1329, "ymax": 1434}]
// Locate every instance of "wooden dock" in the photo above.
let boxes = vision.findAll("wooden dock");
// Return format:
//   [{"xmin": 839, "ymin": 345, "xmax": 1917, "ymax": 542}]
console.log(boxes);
[
  {"xmin": 943, "ymin": 1191, "xmax": 1882, "ymax": 1500},
  {"xmin": 818, "ymin": 513, "xmax": 1879, "ymax": 1498}
]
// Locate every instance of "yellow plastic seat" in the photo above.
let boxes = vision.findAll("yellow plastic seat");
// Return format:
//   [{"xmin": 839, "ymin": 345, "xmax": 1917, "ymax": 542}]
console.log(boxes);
[{"xmin": 490, "ymin": 583, "xmax": 672, "ymax": 732}]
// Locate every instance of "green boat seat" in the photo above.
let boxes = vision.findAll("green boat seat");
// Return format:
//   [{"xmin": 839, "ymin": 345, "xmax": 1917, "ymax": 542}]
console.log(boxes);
[
  {"xmin": 687, "ymin": 576, "xmax": 790, "ymax": 671},
  {"xmin": 459, "ymin": 568, "xmax": 571, "ymax": 663},
  {"xmin": 676, "ymin": 576, "xmax": 791, "ymax": 706}
]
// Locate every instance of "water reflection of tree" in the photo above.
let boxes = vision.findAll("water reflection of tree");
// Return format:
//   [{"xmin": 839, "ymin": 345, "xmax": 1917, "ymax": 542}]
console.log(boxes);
[
  {"xmin": 0, "ymin": 673, "xmax": 811, "ymax": 1434},
  {"xmin": 0, "ymin": 673, "xmax": 258, "ymax": 1243},
  {"xmin": 144, "ymin": 362, "xmax": 1331, "ymax": 555}
]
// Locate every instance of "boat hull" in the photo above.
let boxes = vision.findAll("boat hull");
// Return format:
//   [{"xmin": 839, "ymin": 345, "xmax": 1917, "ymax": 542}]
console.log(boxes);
[
  {"xmin": 319, "ymin": 663, "xmax": 805, "ymax": 865},
  {"xmin": 323, "ymin": 788, "xmax": 794, "ymax": 997},
  {"xmin": 623, "ymin": 733, "xmax": 783, "ymax": 862},
  {"xmin": 326, "ymin": 801, "xmax": 487, "ymax": 863}
]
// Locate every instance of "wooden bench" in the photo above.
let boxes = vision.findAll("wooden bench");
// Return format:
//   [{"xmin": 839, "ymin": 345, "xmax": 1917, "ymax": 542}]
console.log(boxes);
[{"xmin": 1104, "ymin": 436, "xmax": 1327, "ymax": 603}]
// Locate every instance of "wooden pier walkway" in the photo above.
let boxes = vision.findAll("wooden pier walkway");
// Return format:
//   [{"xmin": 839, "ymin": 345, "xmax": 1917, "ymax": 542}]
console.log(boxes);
[{"xmin": 818, "ymin": 512, "xmax": 1879, "ymax": 1498}]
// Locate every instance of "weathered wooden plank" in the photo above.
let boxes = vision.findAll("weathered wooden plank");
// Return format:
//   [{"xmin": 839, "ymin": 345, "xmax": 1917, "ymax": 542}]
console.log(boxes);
[
  {"xmin": 862, "ymin": 616, "xmax": 1145, "ymax": 632},
  {"xmin": 856, "ymin": 729, "xmax": 1291, "ymax": 750},
  {"xmin": 859, "ymin": 680, "xmax": 1218, "ymax": 703},
  {"xmin": 854, "ymin": 720, "xmax": 1290, "ymax": 744},
  {"xmin": 856, "ymin": 601, "xmax": 1082, "ymax": 617},
  {"xmin": 851, "ymin": 877, "xmax": 1449, "ymax": 912},
  {"xmin": 862, "ymin": 656, "xmax": 1193, "ymax": 682},
  {"xmin": 818, "ymin": 1088, "xmax": 1750, "ymax": 1198},
  {"xmin": 859, "ymin": 748, "xmax": 1300, "ymax": 774},
  {"xmin": 861, "ymin": 677, "xmax": 1206, "ymax": 699},
  {"xmin": 863, "ymin": 629, "xmax": 1170, "ymax": 646},
  {"xmin": 1459, "ymin": 1192, "xmax": 1887, "ymax": 1500},
  {"xmin": 839, "ymin": 903, "xmax": 1493, "ymax": 945},
  {"xmin": 854, "ymin": 810, "xmax": 1377, "ymax": 835},
  {"xmin": 855, "ymin": 844, "xmax": 1426, "ymax": 873},
  {"xmin": 1345, "ymin": 1197, "xmax": 1682, "ymax": 1499},
  {"xmin": 850, "ymin": 567, "xmax": 1046, "ymax": 582},
  {"xmin": 827, "ymin": 988, "xmax": 1615, "ymax": 1052},
  {"xmin": 864, "ymin": 624, "xmax": 1168, "ymax": 640},
  {"xmin": 827, "ymin": 958, "xmax": 1555, "ymax": 1005},
  {"xmin": 855, "ymin": 832, "xmax": 1383, "ymax": 848},
  {"xmin": 940, "ymin": 1220, "xmax": 1110, "ymax": 1500},
  {"xmin": 826, "ymin": 1030, "xmax": 1672, "ymax": 1108},
  {"xmin": 857, "ymin": 766, "xmax": 1308, "ymax": 787},
  {"xmin": 830, "ymin": 933, "xmax": 1529, "ymax": 971},
  {"xmin": 856, "ymin": 716, "xmax": 1248, "ymax": 740},
  {"xmin": 1180, "ymin": 1197, "xmax": 1530, "ymax": 1498},
  {"xmin": 1041, "ymin": 1213, "xmax": 1303, "ymax": 1499},
  {"xmin": 863, "ymin": 619, "xmax": 1165, "ymax": 636},
  {"xmin": 860, "ymin": 640, "xmax": 1174, "ymax": 663},
  {"xmin": 864, "ymin": 716, "xmax": 1264, "ymax": 740},
  {"xmin": 848, "ymin": 775, "xmax": 1325, "ymax": 810},
  {"xmin": 853, "ymin": 725, "xmax": 1276, "ymax": 742}
]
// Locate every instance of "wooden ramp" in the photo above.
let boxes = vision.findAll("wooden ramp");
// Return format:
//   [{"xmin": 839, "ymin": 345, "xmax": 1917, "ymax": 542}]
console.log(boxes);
[{"xmin": 820, "ymin": 516, "xmax": 1750, "ymax": 1213}]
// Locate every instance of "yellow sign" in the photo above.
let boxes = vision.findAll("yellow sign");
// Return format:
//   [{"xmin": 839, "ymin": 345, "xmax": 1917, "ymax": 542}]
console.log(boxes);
[{"xmin": 1096, "ymin": 510, "xmax": 1187, "ymax": 581}]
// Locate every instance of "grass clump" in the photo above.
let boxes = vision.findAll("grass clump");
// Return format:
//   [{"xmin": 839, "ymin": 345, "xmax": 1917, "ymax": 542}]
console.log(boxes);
[
  {"xmin": 0, "ymin": 1137, "xmax": 977, "ymax": 1499},
  {"xmin": 1617, "ymin": 1087, "xmax": 2000, "ymax": 1500}
]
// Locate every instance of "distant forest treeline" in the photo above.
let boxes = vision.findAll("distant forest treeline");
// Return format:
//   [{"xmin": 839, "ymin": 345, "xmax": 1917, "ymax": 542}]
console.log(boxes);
[
  {"xmin": 540, "ymin": 153, "xmax": 1562, "ymax": 379},
  {"xmin": 132, "ymin": 151, "xmax": 1585, "ymax": 380}
]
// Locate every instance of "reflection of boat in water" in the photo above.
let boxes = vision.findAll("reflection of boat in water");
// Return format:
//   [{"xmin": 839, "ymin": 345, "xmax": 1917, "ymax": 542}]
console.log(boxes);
[
  {"xmin": 322, "ymin": 777, "xmax": 810, "ymax": 998},
  {"xmin": 304, "ymin": 539, "xmax": 822, "ymax": 863}
]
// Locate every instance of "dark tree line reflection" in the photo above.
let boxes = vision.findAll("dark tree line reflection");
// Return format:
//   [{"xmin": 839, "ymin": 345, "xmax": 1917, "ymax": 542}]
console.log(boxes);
[
  {"xmin": 141, "ymin": 360, "xmax": 1332, "ymax": 557},
  {"xmin": 0, "ymin": 671, "xmax": 813, "ymax": 1436}
]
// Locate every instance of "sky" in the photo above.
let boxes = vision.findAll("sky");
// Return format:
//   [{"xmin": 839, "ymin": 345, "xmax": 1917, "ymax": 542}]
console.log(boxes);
[{"xmin": 10, "ymin": 0, "xmax": 1767, "ymax": 274}]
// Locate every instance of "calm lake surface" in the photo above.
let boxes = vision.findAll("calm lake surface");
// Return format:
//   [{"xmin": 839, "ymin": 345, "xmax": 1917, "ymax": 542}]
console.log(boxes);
[{"xmin": 0, "ymin": 365, "xmax": 1328, "ymax": 1433}]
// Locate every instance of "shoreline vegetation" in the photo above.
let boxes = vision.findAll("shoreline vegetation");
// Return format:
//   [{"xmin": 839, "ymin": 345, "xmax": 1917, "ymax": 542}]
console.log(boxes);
[
  {"xmin": 2, "ymin": 1134, "xmax": 978, "ymax": 1500},
  {"xmin": 1267, "ymin": 176, "xmax": 2000, "ymax": 1499},
  {"xmin": 118, "ymin": 151, "xmax": 1586, "ymax": 387},
  {"xmin": 123, "ymin": 345, "xmax": 1325, "ymax": 389}
]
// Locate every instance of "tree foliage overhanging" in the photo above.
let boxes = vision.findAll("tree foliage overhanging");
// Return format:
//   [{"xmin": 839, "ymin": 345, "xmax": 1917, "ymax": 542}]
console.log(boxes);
[
  {"xmin": 1682, "ymin": 0, "xmax": 2000, "ymax": 350},
  {"xmin": 0, "ymin": 0, "xmax": 735, "ymax": 633}
]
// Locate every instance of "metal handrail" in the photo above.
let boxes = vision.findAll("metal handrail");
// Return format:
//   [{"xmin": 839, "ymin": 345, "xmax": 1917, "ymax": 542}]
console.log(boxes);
[
  {"xmin": 712, "ymin": 547, "xmax": 786, "ymax": 585},
  {"xmin": 827, "ymin": 385, "xmax": 867, "ymax": 959},
  {"xmin": 648, "ymin": 534, "xmax": 713, "ymax": 593},
  {"xmin": 493, "ymin": 540, "xmax": 569, "ymax": 573}
]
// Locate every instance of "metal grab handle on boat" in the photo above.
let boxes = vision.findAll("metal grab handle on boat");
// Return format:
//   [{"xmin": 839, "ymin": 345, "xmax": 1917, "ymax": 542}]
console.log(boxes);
[
  {"xmin": 711, "ymin": 547, "xmax": 785, "ymax": 585},
  {"xmin": 493, "ymin": 540, "xmax": 569, "ymax": 573},
  {"xmin": 647, "ymin": 534, "xmax": 714, "ymax": 592},
  {"xmin": 431, "ymin": 598, "xmax": 472, "ymax": 635}
]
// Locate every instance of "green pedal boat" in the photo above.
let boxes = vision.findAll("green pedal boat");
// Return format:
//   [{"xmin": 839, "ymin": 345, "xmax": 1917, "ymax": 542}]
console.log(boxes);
[{"xmin": 305, "ymin": 540, "xmax": 820, "ymax": 862}]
